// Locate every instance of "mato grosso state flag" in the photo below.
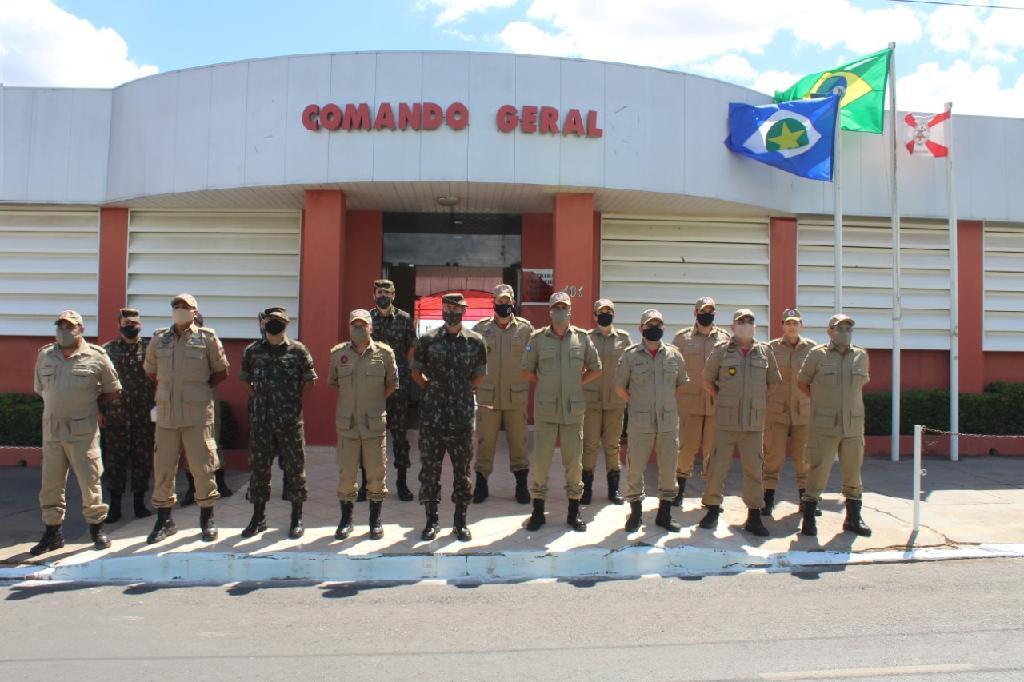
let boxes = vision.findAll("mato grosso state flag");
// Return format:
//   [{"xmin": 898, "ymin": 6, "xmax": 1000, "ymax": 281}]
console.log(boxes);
[
  {"xmin": 724, "ymin": 94, "xmax": 839, "ymax": 181},
  {"xmin": 774, "ymin": 48, "xmax": 891, "ymax": 134}
]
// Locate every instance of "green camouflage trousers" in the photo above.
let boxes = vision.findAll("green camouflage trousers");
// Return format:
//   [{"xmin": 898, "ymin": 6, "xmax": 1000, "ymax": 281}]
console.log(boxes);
[
  {"xmin": 387, "ymin": 382, "xmax": 412, "ymax": 469},
  {"xmin": 101, "ymin": 421, "xmax": 154, "ymax": 494},
  {"xmin": 246, "ymin": 424, "xmax": 308, "ymax": 504},
  {"xmin": 417, "ymin": 428, "xmax": 473, "ymax": 505}
]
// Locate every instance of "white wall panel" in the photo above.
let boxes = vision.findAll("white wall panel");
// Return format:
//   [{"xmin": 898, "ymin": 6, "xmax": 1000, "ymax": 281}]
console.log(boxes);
[{"xmin": 983, "ymin": 223, "xmax": 1024, "ymax": 351}]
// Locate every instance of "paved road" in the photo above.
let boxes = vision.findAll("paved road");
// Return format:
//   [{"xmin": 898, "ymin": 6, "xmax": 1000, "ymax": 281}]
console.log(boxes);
[{"xmin": 2, "ymin": 559, "xmax": 1022, "ymax": 680}]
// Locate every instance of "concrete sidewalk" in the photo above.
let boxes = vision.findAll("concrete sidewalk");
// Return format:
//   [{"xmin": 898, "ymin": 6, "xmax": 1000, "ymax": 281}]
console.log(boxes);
[{"xmin": 2, "ymin": 430, "xmax": 1023, "ymax": 582}]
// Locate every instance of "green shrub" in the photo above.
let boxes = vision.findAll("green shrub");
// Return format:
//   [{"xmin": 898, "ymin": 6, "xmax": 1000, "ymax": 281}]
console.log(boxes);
[
  {"xmin": 866, "ymin": 382, "xmax": 1024, "ymax": 436},
  {"xmin": 0, "ymin": 393, "xmax": 44, "ymax": 446}
]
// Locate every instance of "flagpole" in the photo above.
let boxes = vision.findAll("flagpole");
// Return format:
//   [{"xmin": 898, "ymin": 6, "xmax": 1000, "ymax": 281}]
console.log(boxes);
[
  {"xmin": 888, "ymin": 42, "xmax": 902, "ymax": 463},
  {"xmin": 833, "ymin": 86, "xmax": 844, "ymax": 313},
  {"xmin": 946, "ymin": 101, "xmax": 959, "ymax": 462}
]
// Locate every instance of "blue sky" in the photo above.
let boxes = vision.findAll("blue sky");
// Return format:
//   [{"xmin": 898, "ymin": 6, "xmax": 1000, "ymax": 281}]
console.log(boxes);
[{"xmin": 2, "ymin": 0, "xmax": 1022, "ymax": 117}]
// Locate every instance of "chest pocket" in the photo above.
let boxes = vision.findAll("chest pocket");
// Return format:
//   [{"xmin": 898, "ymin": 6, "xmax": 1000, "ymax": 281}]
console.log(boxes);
[
  {"xmin": 365, "ymin": 364, "xmax": 387, "ymax": 381},
  {"xmin": 819, "ymin": 362, "xmax": 840, "ymax": 387},
  {"xmin": 71, "ymin": 365, "xmax": 94, "ymax": 388},
  {"xmin": 750, "ymin": 354, "xmax": 769, "ymax": 380},
  {"xmin": 569, "ymin": 343, "xmax": 586, "ymax": 371},
  {"xmin": 38, "ymin": 366, "xmax": 57, "ymax": 388},
  {"xmin": 539, "ymin": 346, "xmax": 558, "ymax": 370},
  {"xmin": 720, "ymin": 358, "xmax": 741, "ymax": 383}
]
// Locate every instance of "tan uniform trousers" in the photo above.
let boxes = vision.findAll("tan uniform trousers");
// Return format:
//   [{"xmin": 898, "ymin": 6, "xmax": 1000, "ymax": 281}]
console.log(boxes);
[
  {"xmin": 624, "ymin": 431, "xmax": 679, "ymax": 503},
  {"xmin": 40, "ymin": 433, "xmax": 108, "ymax": 525},
  {"xmin": 702, "ymin": 429, "xmax": 765, "ymax": 509},
  {"xmin": 582, "ymin": 406, "xmax": 624, "ymax": 473},
  {"xmin": 677, "ymin": 412, "xmax": 715, "ymax": 479},
  {"xmin": 530, "ymin": 420, "xmax": 584, "ymax": 500},
  {"xmin": 762, "ymin": 422, "xmax": 810, "ymax": 491},
  {"xmin": 475, "ymin": 407, "xmax": 530, "ymax": 477},
  {"xmin": 153, "ymin": 425, "xmax": 221, "ymax": 509},
  {"xmin": 803, "ymin": 432, "xmax": 864, "ymax": 502},
  {"xmin": 337, "ymin": 435, "xmax": 387, "ymax": 503}
]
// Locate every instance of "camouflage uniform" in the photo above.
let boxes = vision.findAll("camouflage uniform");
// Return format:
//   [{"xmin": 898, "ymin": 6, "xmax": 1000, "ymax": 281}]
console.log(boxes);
[
  {"xmin": 413, "ymin": 324, "xmax": 487, "ymax": 505},
  {"xmin": 100, "ymin": 336, "xmax": 155, "ymax": 495},
  {"xmin": 239, "ymin": 336, "xmax": 316, "ymax": 504},
  {"xmin": 370, "ymin": 305, "xmax": 417, "ymax": 469}
]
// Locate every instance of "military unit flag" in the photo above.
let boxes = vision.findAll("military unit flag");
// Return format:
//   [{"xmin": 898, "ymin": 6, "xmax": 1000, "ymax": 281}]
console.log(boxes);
[{"xmin": 904, "ymin": 110, "xmax": 950, "ymax": 157}]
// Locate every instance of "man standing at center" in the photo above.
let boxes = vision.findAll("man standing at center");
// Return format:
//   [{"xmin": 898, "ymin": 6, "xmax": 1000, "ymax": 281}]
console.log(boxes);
[{"xmin": 522, "ymin": 292, "xmax": 602, "ymax": 533}]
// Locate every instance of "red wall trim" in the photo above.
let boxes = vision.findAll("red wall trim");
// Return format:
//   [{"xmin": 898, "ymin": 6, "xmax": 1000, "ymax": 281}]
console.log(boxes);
[
  {"xmin": 97, "ymin": 207, "xmax": 129, "ymax": 341},
  {"xmin": 769, "ymin": 217, "xmax": 798, "ymax": 340},
  {"xmin": 552, "ymin": 193, "xmax": 595, "ymax": 327},
  {"xmin": 958, "ymin": 220, "xmax": 985, "ymax": 393},
  {"xmin": 344, "ymin": 210, "xmax": 383, "ymax": 323}
]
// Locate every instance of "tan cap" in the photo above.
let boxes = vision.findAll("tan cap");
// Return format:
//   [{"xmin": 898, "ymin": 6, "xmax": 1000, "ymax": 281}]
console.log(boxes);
[
  {"xmin": 593, "ymin": 298, "xmax": 615, "ymax": 313},
  {"xmin": 119, "ymin": 308, "xmax": 141, "ymax": 322},
  {"xmin": 373, "ymin": 279, "xmax": 395, "ymax": 292},
  {"xmin": 640, "ymin": 308, "xmax": 664, "ymax": 326},
  {"xmin": 492, "ymin": 284, "xmax": 515, "ymax": 302},
  {"xmin": 349, "ymin": 309, "xmax": 372, "ymax": 324},
  {"xmin": 828, "ymin": 313, "xmax": 855, "ymax": 328},
  {"xmin": 55, "ymin": 310, "xmax": 83, "ymax": 326},
  {"xmin": 694, "ymin": 296, "xmax": 716, "ymax": 311},
  {"xmin": 782, "ymin": 308, "xmax": 802, "ymax": 322},
  {"xmin": 442, "ymin": 292, "xmax": 468, "ymax": 307},
  {"xmin": 171, "ymin": 293, "xmax": 198, "ymax": 309},
  {"xmin": 264, "ymin": 307, "xmax": 289, "ymax": 322},
  {"xmin": 733, "ymin": 308, "xmax": 756, "ymax": 322},
  {"xmin": 549, "ymin": 292, "xmax": 571, "ymax": 307}
]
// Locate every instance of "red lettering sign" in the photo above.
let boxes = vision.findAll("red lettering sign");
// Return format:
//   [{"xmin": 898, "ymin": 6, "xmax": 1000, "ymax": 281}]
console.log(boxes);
[{"xmin": 496, "ymin": 105, "xmax": 518, "ymax": 132}]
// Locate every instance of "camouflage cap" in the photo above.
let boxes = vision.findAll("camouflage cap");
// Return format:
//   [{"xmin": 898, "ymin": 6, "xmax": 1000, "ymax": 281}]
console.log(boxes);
[
  {"xmin": 492, "ymin": 284, "xmax": 515, "ymax": 302},
  {"xmin": 264, "ymin": 306, "xmax": 289, "ymax": 322},
  {"xmin": 694, "ymin": 296, "xmax": 716, "ymax": 311},
  {"xmin": 640, "ymin": 308, "xmax": 664, "ymax": 326},
  {"xmin": 782, "ymin": 308, "xmax": 802, "ymax": 322},
  {"xmin": 349, "ymin": 308, "xmax": 372, "ymax": 324},
  {"xmin": 733, "ymin": 308, "xmax": 756, "ymax": 322},
  {"xmin": 829, "ymin": 313, "xmax": 855, "ymax": 328},
  {"xmin": 171, "ymin": 292, "xmax": 198, "ymax": 309},
  {"xmin": 593, "ymin": 298, "xmax": 615, "ymax": 313},
  {"xmin": 549, "ymin": 291, "xmax": 571, "ymax": 307},
  {"xmin": 442, "ymin": 292, "xmax": 468, "ymax": 307},
  {"xmin": 119, "ymin": 308, "xmax": 141, "ymax": 322},
  {"xmin": 55, "ymin": 310, "xmax": 83, "ymax": 326},
  {"xmin": 373, "ymin": 279, "xmax": 396, "ymax": 293}
]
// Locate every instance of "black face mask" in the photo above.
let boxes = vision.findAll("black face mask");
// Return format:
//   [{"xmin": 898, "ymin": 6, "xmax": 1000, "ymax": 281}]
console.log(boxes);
[
  {"xmin": 443, "ymin": 310, "xmax": 463, "ymax": 326},
  {"xmin": 696, "ymin": 312, "xmax": 715, "ymax": 327},
  {"xmin": 596, "ymin": 312, "xmax": 614, "ymax": 327},
  {"xmin": 642, "ymin": 326, "xmax": 664, "ymax": 342},
  {"xmin": 494, "ymin": 303, "xmax": 515, "ymax": 318},
  {"xmin": 375, "ymin": 295, "xmax": 392, "ymax": 309},
  {"xmin": 120, "ymin": 326, "xmax": 140, "ymax": 339},
  {"xmin": 264, "ymin": 319, "xmax": 287, "ymax": 335}
]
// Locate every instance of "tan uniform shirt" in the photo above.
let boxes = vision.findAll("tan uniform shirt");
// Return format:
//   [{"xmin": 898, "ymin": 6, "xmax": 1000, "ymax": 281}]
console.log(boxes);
[
  {"xmin": 473, "ymin": 316, "xmax": 534, "ymax": 410},
  {"xmin": 522, "ymin": 326, "xmax": 601, "ymax": 424},
  {"xmin": 673, "ymin": 325, "xmax": 731, "ymax": 415},
  {"xmin": 704, "ymin": 339, "xmax": 782, "ymax": 432},
  {"xmin": 614, "ymin": 342, "xmax": 688, "ymax": 433},
  {"xmin": 766, "ymin": 336, "xmax": 816, "ymax": 426},
  {"xmin": 144, "ymin": 324, "xmax": 229, "ymax": 429},
  {"xmin": 798, "ymin": 343, "xmax": 870, "ymax": 437},
  {"xmin": 34, "ymin": 342, "xmax": 121, "ymax": 441},
  {"xmin": 328, "ymin": 339, "xmax": 398, "ymax": 439},
  {"xmin": 584, "ymin": 327, "xmax": 632, "ymax": 409}
]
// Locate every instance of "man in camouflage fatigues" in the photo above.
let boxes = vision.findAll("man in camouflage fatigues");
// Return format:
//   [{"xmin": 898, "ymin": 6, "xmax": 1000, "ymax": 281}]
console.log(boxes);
[
  {"xmin": 239, "ymin": 307, "xmax": 316, "ymax": 540},
  {"xmin": 100, "ymin": 308, "xmax": 156, "ymax": 523},
  {"xmin": 370, "ymin": 279, "xmax": 417, "ymax": 502},
  {"xmin": 411, "ymin": 293, "xmax": 487, "ymax": 542}
]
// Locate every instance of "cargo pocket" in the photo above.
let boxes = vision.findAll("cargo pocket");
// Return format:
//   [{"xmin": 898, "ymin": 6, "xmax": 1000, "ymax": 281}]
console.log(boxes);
[
  {"xmin": 509, "ymin": 383, "xmax": 529, "ymax": 407},
  {"xmin": 366, "ymin": 412, "xmax": 387, "ymax": 434},
  {"xmin": 629, "ymin": 409, "xmax": 653, "ymax": 432},
  {"xmin": 68, "ymin": 413, "xmax": 97, "ymax": 438},
  {"xmin": 475, "ymin": 383, "xmax": 496, "ymax": 408},
  {"xmin": 535, "ymin": 397, "xmax": 558, "ymax": 420},
  {"xmin": 814, "ymin": 407, "xmax": 837, "ymax": 429},
  {"xmin": 850, "ymin": 405, "xmax": 865, "ymax": 431},
  {"xmin": 568, "ymin": 396, "xmax": 586, "ymax": 419}
]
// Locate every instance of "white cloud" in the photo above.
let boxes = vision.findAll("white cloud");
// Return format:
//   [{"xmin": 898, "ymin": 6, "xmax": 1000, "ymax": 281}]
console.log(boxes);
[
  {"xmin": 898, "ymin": 60, "xmax": 1024, "ymax": 118},
  {"xmin": 691, "ymin": 54, "xmax": 758, "ymax": 83},
  {"xmin": 420, "ymin": 0, "xmax": 518, "ymax": 26},
  {"xmin": 927, "ymin": 5, "xmax": 1024, "ymax": 63},
  {"xmin": 751, "ymin": 70, "xmax": 801, "ymax": 97},
  {"xmin": 0, "ymin": 0, "xmax": 157, "ymax": 87}
]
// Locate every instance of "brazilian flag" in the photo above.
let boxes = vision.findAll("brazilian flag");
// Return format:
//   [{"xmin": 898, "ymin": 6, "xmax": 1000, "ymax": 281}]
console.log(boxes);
[{"xmin": 774, "ymin": 48, "xmax": 891, "ymax": 134}]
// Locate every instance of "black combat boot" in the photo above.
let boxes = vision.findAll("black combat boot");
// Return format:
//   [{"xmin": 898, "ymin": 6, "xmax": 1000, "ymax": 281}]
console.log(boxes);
[
  {"xmin": 368, "ymin": 501, "xmax": 384, "ymax": 540},
  {"xmin": 655, "ymin": 500, "xmax": 681, "ymax": 533},
  {"xmin": 421, "ymin": 502, "xmax": 440, "ymax": 541},
  {"xmin": 89, "ymin": 523, "xmax": 111, "ymax": 550},
  {"xmin": 801, "ymin": 499, "xmax": 818, "ymax": 537},
  {"xmin": 514, "ymin": 470, "xmax": 531, "ymax": 504},
  {"xmin": 396, "ymin": 467, "xmax": 414, "ymax": 502},
  {"xmin": 581, "ymin": 470, "xmax": 595, "ymax": 505},
  {"xmin": 215, "ymin": 467, "xmax": 233, "ymax": 497},
  {"xmin": 472, "ymin": 472, "xmax": 489, "ymax": 503},
  {"xmin": 761, "ymin": 488, "xmax": 776, "ymax": 517},
  {"xmin": 744, "ymin": 508, "xmax": 770, "ymax": 537},
  {"xmin": 607, "ymin": 470, "xmax": 624, "ymax": 505},
  {"xmin": 798, "ymin": 488, "xmax": 822, "ymax": 516},
  {"xmin": 199, "ymin": 507, "xmax": 218, "ymax": 542},
  {"xmin": 241, "ymin": 503, "xmax": 267, "ymax": 538},
  {"xmin": 146, "ymin": 508, "xmax": 177, "ymax": 545},
  {"xmin": 181, "ymin": 472, "xmax": 196, "ymax": 507},
  {"xmin": 133, "ymin": 492, "xmax": 152, "ymax": 519},
  {"xmin": 525, "ymin": 499, "xmax": 546, "ymax": 531},
  {"xmin": 566, "ymin": 500, "xmax": 587, "ymax": 532},
  {"xmin": 106, "ymin": 492, "xmax": 122, "ymax": 524},
  {"xmin": 335, "ymin": 501, "xmax": 354, "ymax": 540},
  {"xmin": 673, "ymin": 476, "xmax": 687, "ymax": 507},
  {"xmin": 289, "ymin": 501, "xmax": 305, "ymax": 539},
  {"xmin": 842, "ymin": 499, "xmax": 872, "ymax": 537},
  {"xmin": 357, "ymin": 467, "xmax": 367, "ymax": 502},
  {"xmin": 698, "ymin": 505, "xmax": 721, "ymax": 530},
  {"xmin": 29, "ymin": 525, "xmax": 64, "ymax": 556},
  {"xmin": 624, "ymin": 500, "xmax": 643, "ymax": 532},
  {"xmin": 453, "ymin": 503, "xmax": 472, "ymax": 542}
]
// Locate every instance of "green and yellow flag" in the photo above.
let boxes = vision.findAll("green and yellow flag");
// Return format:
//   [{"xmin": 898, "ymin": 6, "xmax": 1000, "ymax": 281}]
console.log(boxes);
[{"xmin": 774, "ymin": 48, "xmax": 891, "ymax": 134}]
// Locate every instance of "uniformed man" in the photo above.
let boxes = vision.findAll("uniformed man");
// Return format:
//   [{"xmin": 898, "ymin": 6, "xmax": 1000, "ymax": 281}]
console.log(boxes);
[
  {"xmin": 329, "ymin": 309, "xmax": 398, "ymax": 541},
  {"xmin": 672, "ymin": 296, "xmax": 731, "ymax": 506},
  {"xmin": 797, "ymin": 313, "xmax": 872, "ymax": 538},
  {"xmin": 144, "ymin": 293, "xmax": 229, "ymax": 544},
  {"xmin": 614, "ymin": 309, "xmax": 688, "ymax": 533},
  {"xmin": 30, "ymin": 310, "xmax": 121, "ymax": 555},
  {"xmin": 412, "ymin": 293, "xmax": 487, "ymax": 542},
  {"xmin": 100, "ymin": 308, "xmax": 155, "ymax": 523},
  {"xmin": 699, "ymin": 309, "xmax": 781, "ymax": 537},
  {"xmin": 472, "ymin": 284, "xmax": 534, "ymax": 504},
  {"xmin": 522, "ymin": 292, "xmax": 602, "ymax": 533},
  {"xmin": 582, "ymin": 298, "xmax": 631, "ymax": 506},
  {"xmin": 239, "ymin": 307, "xmax": 316, "ymax": 540},
  {"xmin": 370, "ymin": 279, "xmax": 417, "ymax": 502},
  {"xmin": 762, "ymin": 308, "xmax": 818, "ymax": 518},
  {"xmin": 253, "ymin": 310, "xmax": 291, "ymax": 500}
]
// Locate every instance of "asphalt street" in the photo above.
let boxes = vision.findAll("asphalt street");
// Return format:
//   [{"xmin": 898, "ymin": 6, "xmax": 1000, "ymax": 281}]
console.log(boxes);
[{"xmin": 1, "ymin": 558, "xmax": 1022, "ymax": 680}]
